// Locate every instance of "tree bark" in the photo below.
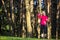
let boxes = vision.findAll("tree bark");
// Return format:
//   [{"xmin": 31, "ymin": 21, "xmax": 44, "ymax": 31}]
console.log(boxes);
[
  {"xmin": 37, "ymin": 0, "xmax": 42, "ymax": 38},
  {"xmin": 9, "ymin": 0, "xmax": 15, "ymax": 36},
  {"xmin": 47, "ymin": 0, "xmax": 51, "ymax": 40},
  {"xmin": 56, "ymin": 1, "xmax": 60, "ymax": 40},
  {"xmin": 25, "ymin": 0, "xmax": 32, "ymax": 37}
]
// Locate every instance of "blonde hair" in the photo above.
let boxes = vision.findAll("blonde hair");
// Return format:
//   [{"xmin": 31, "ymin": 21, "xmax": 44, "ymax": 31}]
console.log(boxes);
[
  {"xmin": 42, "ymin": 11, "xmax": 46, "ymax": 15},
  {"xmin": 42, "ymin": 11, "xmax": 45, "ymax": 13}
]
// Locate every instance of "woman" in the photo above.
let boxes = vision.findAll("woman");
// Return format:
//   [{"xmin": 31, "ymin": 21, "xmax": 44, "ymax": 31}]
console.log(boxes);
[{"xmin": 37, "ymin": 11, "xmax": 48, "ymax": 38}]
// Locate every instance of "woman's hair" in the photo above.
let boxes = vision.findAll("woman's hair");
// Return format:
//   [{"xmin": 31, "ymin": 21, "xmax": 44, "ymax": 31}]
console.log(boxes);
[
  {"xmin": 42, "ymin": 11, "xmax": 45, "ymax": 13},
  {"xmin": 42, "ymin": 11, "xmax": 46, "ymax": 15}
]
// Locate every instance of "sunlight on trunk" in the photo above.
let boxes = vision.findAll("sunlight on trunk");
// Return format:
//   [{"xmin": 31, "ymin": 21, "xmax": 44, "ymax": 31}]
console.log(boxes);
[{"xmin": 25, "ymin": 0, "xmax": 32, "ymax": 37}]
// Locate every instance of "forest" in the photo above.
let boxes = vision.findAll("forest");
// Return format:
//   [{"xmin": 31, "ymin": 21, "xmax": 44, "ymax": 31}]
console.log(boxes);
[{"xmin": 0, "ymin": 0, "xmax": 60, "ymax": 40}]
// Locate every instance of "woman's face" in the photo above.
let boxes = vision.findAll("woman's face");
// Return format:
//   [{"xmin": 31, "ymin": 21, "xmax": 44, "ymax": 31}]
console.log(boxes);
[{"xmin": 42, "ymin": 11, "xmax": 46, "ymax": 15}]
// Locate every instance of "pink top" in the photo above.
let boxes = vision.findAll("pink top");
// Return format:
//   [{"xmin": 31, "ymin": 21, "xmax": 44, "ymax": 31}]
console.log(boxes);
[{"xmin": 37, "ymin": 13, "xmax": 48, "ymax": 25}]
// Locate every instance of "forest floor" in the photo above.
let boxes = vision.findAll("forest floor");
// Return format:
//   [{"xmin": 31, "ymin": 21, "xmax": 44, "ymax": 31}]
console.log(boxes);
[{"xmin": 0, "ymin": 36, "xmax": 59, "ymax": 40}]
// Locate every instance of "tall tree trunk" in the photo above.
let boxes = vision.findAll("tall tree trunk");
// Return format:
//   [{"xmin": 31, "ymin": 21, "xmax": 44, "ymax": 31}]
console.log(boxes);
[
  {"xmin": 9, "ymin": 0, "xmax": 15, "ymax": 36},
  {"xmin": 22, "ymin": 14, "xmax": 26, "ymax": 38},
  {"xmin": 29, "ymin": 0, "xmax": 34, "ymax": 37},
  {"xmin": 47, "ymin": 0, "xmax": 51, "ymax": 40},
  {"xmin": 51, "ymin": 0, "xmax": 57, "ymax": 38},
  {"xmin": 31, "ymin": 13, "xmax": 35, "ymax": 37},
  {"xmin": 18, "ymin": 0, "xmax": 23, "ymax": 37},
  {"xmin": 59, "ymin": 0, "xmax": 60, "ymax": 39},
  {"xmin": 59, "ymin": 1, "xmax": 60, "ymax": 39},
  {"xmin": 1, "ymin": 0, "xmax": 8, "ymax": 18},
  {"xmin": 25, "ymin": 0, "xmax": 32, "ymax": 37},
  {"xmin": 56, "ymin": 0, "xmax": 60, "ymax": 40},
  {"xmin": 38, "ymin": 0, "xmax": 42, "ymax": 13},
  {"xmin": 37, "ymin": 0, "xmax": 42, "ymax": 38},
  {"xmin": 10, "ymin": 0, "xmax": 14, "ymax": 22}
]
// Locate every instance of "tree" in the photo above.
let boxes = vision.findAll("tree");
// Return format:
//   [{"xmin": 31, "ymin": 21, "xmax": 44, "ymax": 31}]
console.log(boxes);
[
  {"xmin": 51, "ymin": 0, "xmax": 57, "ymax": 38},
  {"xmin": 37, "ymin": 0, "xmax": 42, "ymax": 38},
  {"xmin": 9, "ymin": 0, "xmax": 15, "ymax": 36},
  {"xmin": 56, "ymin": 0, "xmax": 60, "ymax": 40},
  {"xmin": 47, "ymin": 0, "xmax": 51, "ymax": 39},
  {"xmin": 25, "ymin": 0, "xmax": 32, "ymax": 37}
]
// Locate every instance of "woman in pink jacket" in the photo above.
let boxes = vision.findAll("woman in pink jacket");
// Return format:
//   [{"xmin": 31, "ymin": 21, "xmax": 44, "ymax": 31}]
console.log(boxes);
[{"xmin": 37, "ymin": 11, "xmax": 48, "ymax": 38}]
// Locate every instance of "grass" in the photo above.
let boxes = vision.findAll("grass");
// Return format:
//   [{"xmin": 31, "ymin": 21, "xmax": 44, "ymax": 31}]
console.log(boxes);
[{"xmin": 0, "ymin": 36, "xmax": 59, "ymax": 40}]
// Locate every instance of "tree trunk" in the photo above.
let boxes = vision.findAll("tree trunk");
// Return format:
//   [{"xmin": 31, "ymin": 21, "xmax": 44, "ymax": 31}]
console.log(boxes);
[
  {"xmin": 9, "ymin": 0, "xmax": 15, "ymax": 36},
  {"xmin": 10, "ymin": 0, "xmax": 14, "ymax": 22},
  {"xmin": 37, "ymin": 0, "xmax": 42, "ymax": 38},
  {"xmin": 56, "ymin": 1, "xmax": 60, "ymax": 40},
  {"xmin": 38, "ymin": 0, "xmax": 42, "ymax": 13},
  {"xmin": 51, "ymin": 0, "xmax": 57, "ymax": 39},
  {"xmin": 25, "ymin": 0, "xmax": 32, "ymax": 37},
  {"xmin": 47, "ymin": 0, "xmax": 51, "ymax": 40},
  {"xmin": 29, "ymin": 0, "xmax": 34, "ymax": 37}
]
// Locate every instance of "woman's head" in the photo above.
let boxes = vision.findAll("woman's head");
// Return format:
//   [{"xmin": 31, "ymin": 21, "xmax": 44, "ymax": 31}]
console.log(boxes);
[{"xmin": 42, "ymin": 11, "xmax": 46, "ymax": 16}]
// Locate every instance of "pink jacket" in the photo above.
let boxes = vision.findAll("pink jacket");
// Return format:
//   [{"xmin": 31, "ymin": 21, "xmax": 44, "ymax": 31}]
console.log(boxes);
[{"xmin": 37, "ymin": 13, "xmax": 48, "ymax": 25}]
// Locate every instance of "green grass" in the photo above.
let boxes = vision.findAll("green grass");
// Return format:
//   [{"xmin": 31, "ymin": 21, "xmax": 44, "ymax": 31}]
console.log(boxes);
[{"xmin": 0, "ymin": 36, "xmax": 59, "ymax": 40}]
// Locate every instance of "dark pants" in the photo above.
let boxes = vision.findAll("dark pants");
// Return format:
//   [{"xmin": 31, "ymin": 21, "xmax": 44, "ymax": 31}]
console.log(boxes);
[{"xmin": 40, "ymin": 25, "xmax": 47, "ymax": 34}]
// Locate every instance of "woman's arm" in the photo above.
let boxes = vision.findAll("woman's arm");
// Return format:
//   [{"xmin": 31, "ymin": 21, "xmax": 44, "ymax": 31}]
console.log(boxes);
[{"xmin": 37, "ymin": 13, "xmax": 41, "ymax": 19}]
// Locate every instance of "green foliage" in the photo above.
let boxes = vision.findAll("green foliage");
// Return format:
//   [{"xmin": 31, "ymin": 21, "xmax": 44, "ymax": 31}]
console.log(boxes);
[
  {"xmin": 5, "ymin": 25, "xmax": 10, "ymax": 30},
  {"xmin": 0, "ymin": 8, "xmax": 2, "ymax": 12},
  {"xmin": 1, "ymin": 25, "xmax": 12, "ymax": 31}
]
